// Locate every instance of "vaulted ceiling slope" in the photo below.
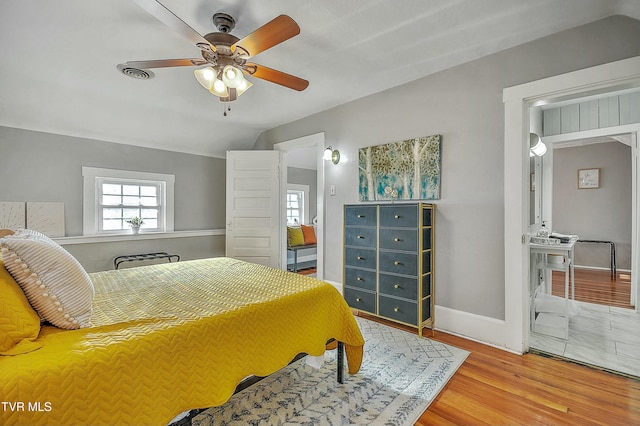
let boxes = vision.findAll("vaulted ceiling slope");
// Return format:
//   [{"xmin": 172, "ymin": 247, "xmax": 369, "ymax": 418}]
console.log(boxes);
[{"xmin": 1, "ymin": 0, "xmax": 639, "ymax": 158}]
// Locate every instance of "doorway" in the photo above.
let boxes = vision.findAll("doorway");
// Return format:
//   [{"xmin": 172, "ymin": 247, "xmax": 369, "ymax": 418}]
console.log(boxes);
[
  {"xmin": 528, "ymin": 130, "xmax": 640, "ymax": 377},
  {"xmin": 274, "ymin": 133, "xmax": 326, "ymax": 280},
  {"xmin": 502, "ymin": 55, "xmax": 640, "ymax": 355}
]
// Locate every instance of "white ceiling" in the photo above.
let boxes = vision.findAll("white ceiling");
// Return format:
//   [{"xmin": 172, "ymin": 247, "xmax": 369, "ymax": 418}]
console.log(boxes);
[{"xmin": 1, "ymin": 0, "xmax": 639, "ymax": 158}]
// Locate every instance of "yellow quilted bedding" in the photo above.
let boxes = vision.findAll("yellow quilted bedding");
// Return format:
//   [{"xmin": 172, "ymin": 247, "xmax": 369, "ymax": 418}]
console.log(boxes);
[{"xmin": 0, "ymin": 257, "xmax": 364, "ymax": 426}]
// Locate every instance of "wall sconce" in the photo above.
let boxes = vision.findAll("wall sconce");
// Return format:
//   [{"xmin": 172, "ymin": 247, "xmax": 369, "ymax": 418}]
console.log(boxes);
[
  {"xmin": 529, "ymin": 133, "xmax": 547, "ymax": 157},
  {"xmin": 323, "ymin": 146, "xmax": 340, "ymax": 164}
]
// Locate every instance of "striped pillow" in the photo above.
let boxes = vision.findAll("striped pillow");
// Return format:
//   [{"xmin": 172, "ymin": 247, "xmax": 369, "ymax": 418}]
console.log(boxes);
[{"xmin": 0, "ymin": 233, "xmax": 94, "ymax": 329}]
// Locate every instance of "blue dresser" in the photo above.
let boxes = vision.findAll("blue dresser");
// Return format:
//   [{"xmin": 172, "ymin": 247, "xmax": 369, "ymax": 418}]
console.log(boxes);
[{"xmin": 343, "ymin": 203, "xmax": 434, "ymax": 336}]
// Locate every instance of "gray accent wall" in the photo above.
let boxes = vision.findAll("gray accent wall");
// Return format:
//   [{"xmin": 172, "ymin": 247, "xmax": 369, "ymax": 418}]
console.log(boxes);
[
  {"xmin": 254, "ymin": 15, "xmax": 640, "ymax": 321},
  {"xmin": 553, "ymin": 142, "xmax": 632, "ymax": 270},
  {"xmin": 0, "ymin": 126, "xmax": 227, "ymax": 271}
]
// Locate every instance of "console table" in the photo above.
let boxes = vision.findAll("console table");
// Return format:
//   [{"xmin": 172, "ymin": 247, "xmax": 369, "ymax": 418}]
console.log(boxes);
[{"xmin": 529, "ymin": 239, "xmax": 577, "ymax": 339}]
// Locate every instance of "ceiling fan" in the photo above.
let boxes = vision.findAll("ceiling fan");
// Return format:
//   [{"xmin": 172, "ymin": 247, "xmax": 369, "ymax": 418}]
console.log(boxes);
[{"xmin": 118, "ymin": 0, "xmax": 309, "ymax": 115}]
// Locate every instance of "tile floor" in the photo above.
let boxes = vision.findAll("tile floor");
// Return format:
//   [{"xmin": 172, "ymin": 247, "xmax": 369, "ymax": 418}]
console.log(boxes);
[{"xmin": 530, "ymin": 301, "xmax": 640, "ymax": 378}]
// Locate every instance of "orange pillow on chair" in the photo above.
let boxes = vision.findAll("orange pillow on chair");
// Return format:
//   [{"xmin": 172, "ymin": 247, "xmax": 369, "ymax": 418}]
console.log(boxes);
[{"xmin": 301, "ymin": 225, "xmax": 317, "ymax": 245}]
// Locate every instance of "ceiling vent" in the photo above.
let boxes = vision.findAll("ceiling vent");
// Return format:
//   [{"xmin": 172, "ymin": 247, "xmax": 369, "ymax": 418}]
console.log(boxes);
[{"xmin": 117, "ymin": 64, "xmax": 155, "ymax": 80}]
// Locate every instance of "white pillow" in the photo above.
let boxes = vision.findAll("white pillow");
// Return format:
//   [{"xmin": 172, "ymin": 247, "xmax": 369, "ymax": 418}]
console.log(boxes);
[{"xmin": 0, "ymin": 233, "xmax": 94, "ymax": 329}]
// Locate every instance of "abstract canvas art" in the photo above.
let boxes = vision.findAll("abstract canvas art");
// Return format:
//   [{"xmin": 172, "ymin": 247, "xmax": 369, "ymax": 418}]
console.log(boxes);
[{"xmin": 359, "ymin": 134, "xmax": 441, "ymax": 201}]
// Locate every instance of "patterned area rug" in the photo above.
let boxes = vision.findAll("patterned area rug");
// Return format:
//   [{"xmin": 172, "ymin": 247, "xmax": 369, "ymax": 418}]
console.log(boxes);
[{"xmin": 192, "ymin": 317, "xmax": 469, "ymax": 425}]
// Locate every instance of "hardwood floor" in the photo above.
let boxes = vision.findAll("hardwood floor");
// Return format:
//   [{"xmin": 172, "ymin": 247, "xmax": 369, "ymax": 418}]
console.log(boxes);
[
  {"xmin": 552, "ymin": 268, "xmax": 632, "ymax": 309},
  {"xmin": 356, "ymin": 314, "xmax": 640, "ymax": 425},
  {"xmin": 421, "ymin": 331, "xmax": 640, "ymax": 425}
]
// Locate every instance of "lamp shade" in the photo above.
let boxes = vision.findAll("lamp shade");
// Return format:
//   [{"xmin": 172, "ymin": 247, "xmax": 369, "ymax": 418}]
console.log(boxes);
[
  {"xmin": 222, "ymin": 65, "xmax": 245, "ymax": 89},
  {"xmin": 236, "ymin": 79, "xmax": 252, "ymax": 96},
  {"xmin": 210, "ymin": 78, "xmax": 229, "ymax": 97},
  {"xmin": 323, "ymin": 147, "xmax": 333, "ymax": 161},
  {"xmin": 530, "ymin": 133, "xmax": 547, "ymax": 156},
  {"xmin": 194, "ymin": 67, "xmax": 216, "ymax": 90}
]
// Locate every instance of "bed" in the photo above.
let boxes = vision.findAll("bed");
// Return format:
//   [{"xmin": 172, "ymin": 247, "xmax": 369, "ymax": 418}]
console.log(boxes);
[{"xmin": 0, "ymin": 250, "xmax": 364, "ymax": 426}]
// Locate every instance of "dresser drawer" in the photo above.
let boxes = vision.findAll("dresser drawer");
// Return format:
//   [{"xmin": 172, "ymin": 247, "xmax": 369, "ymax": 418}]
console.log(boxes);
[
  {"xmin": 379, "ymin": 228, "xmax": 418, "ymax": 252},
  {"xmin": 345, "ymin": 247, "xmax": 376, "ymax": 270},
  {"xmin": 345, "ymin": 205, "xmax": 377, "ymax": 227},
  {"xmin": 379, "ymin": 205, "xmax": 418, "ymax": 228},
  {"xmin": 344, "ymin": 267, "xmax": 376, "ymax": 292},
  {"xmin": 379, "ymin": 251, "xmax": 418, "ymax": 276},
  {"xmin": 379, "ymin": 295, "xmax": 417, "ymax": 325},
  {"xmin": 345, "ymin": 226, "xmax": 377, "ymax": 248},
  {"xmin": 344, "ymin": 287, "xmax": 376, "ymax": 314},
  {"xmin": 379, "ymin": 273, "xmax": 418, "ymax": 300}
]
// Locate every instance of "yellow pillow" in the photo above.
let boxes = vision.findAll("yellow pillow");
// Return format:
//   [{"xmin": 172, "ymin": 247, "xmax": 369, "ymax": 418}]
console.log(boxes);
[
  {"xmin": 287, "ymin": 226, "xmax": 305, "ymax": 247},
  {"xmin": 0, "ymin": 258, "xmax": 42, "ymax": 355}
]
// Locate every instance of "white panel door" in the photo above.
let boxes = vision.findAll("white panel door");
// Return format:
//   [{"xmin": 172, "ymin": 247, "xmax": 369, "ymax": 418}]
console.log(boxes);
[{"xmin": 226, "ymin": 150, "xmax": 282, "ymax": 268}]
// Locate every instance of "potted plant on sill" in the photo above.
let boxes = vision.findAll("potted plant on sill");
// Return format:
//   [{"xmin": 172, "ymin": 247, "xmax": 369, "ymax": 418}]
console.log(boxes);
[{"xmin": 125, "ymin": 216, "xmax": 144, "ymax": 234}]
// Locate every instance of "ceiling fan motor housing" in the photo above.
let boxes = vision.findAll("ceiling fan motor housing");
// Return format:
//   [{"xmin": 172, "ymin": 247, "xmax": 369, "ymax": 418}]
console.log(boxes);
[{"xmin": 213, "ymin": 12, "xmax": 235, "ymax": 33}]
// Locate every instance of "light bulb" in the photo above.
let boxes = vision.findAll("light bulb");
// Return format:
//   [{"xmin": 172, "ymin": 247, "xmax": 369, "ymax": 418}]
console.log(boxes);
[
  {"xmin": 222, "ymin": 65, "xmax": 245, "ymax": 89},
  {"xmin": 236, "ymin": 79, "xmax": 252, "ymax": 96},
  {"xmin": 210, "ymin": 78, "xmax": 229, "ymax": 97},
  {"xmin": 194, "ymin": 67, "xmax": 218, "ymax": 90},
  {"xmin": 225, "ymin": 68, "xmax": 237, "ymax": 80},
  {"xmin": 202, "ymin": 68, "xmax": 214, "ymax": 81}
]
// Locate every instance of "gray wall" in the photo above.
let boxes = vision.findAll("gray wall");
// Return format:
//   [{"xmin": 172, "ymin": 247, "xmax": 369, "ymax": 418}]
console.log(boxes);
[
  {"xmin": 63, "ymin": 235, "xmax": 225, "ymax": 273},
  {"xmin": 254, "ymin": 15, "xmax": 640, "ymax": 321},
  {"xmin": 288, "ymin": 166, "xmax": 317, "ymax": 222},
  {"xmin": 0, "ymin": 126, "xmax": 227, "ymax": 271},
  {"xmin": 553, "ymin": 142, "xmax": 632, "ymax": 270}
]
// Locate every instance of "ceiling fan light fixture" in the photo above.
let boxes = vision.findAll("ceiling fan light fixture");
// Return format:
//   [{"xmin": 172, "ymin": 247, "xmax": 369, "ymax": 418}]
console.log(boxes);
[
  {"xmin": 222, "ymin": 65, "xmax": 245, "ymax": 88},
  {"xmin": 194, "ymin": 66, "xmax": 216, "ymax": 90},
  {"xmin": 210, "ymin": 78, "xmax": 229, "ymax": 97},
  {"xmin": 236, "ymin": 79, "xmax": 252, "ymax": 96}
]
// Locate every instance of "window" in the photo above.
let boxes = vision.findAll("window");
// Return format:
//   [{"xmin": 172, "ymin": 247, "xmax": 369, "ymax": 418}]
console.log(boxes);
[
  {"xmin": 286, "ymin": 190, "xmax": 303, "ymax": 225},
  {"xmin": 82, "ymin": 167, "xmax": 174, "ymax": 235},
  {"xmin": 98, "ymin": 179, "xmax": 162, "ymax": 231},
  {"xmin": 286, "ymin": 184, "xmax": 310, "ymax": 225}
]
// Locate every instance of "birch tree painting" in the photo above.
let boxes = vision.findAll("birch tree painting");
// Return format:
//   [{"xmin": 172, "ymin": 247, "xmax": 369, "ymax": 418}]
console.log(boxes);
[{"xmin": 358, "ymin": 134, "xmax": 441, "ymax": 201}]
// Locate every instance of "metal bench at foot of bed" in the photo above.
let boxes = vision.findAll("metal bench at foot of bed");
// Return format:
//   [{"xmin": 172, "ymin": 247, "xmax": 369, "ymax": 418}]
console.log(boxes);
[{"xmin": 114, "ymin": 252, "xmax": 180, "ymax": 269}]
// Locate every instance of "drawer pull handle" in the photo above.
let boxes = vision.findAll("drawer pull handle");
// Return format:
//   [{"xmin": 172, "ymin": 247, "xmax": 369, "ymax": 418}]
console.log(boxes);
[
  {"xmin": 356, "ymin": 277, "xmax": 362, "ymax": 281},
  {"xmin": 357, "ymin": 214, "xmax": 364, "ymax": 218},
  {"xmin": 394, "ymin": 284, "xmax": 400, "ymax": 289},
  {"xmin": 394, "ymin": 261, "xmax": 401, "ymax": 266},
  {"xmin": 394, "ymin": 238, "xmax": 401, "ymax": 242},
  {"xmin": 394, "ymin": 215, "xmax": 400, "ymax": 219},
  {"xmin": 393, "ymin": 307, "xmax": 400, "ymax": 312},
  {"xmin": 357, "ymin": 256, "xmax": 364, "ymax": 260},
  {"xmin": 357, "ymin": 235, "xmax": 364, "ymax": 239},
  {"xmin": 356, "ymin": 297, "xmax": 362, "ymax": 302}
]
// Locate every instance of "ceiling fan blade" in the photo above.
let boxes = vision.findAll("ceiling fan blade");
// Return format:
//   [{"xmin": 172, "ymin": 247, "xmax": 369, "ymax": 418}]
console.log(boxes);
[
  {"xmin": 245, "ymin": 63, "xmax": 309, "ymax": 91},
  {"xmin": 123, "ymin": 59, "xmax": 207, "ymax": 69},
  {"xmin": 233, "ymin": 15, "xmax": 300, "ymax": 58},
  {"xmin": 132, "ymin": 0, "xmax": 212, "ymax": 50}
]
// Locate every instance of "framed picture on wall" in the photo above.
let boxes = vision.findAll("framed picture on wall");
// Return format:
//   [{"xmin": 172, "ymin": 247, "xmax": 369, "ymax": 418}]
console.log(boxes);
[{"xmin": 578, "ymin": 168, "xmax": 600, "ymax": 189}]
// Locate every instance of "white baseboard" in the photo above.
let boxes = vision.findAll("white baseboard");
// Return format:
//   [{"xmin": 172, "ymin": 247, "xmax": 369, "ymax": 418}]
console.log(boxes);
[
  {"xmin": 331, "ymin": 281, "xmax": 518, "ymax": 354},
  {"xmin": 434, "ymin": 305, "xmax": 521, "ymax": 354}
]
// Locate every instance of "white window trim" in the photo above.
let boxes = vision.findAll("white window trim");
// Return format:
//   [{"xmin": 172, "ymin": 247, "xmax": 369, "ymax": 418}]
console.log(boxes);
[
  {"xmin": 287, "ymin": 183, "xmax": 309, "ymax": 225},
  {"xmin": 82, "ymin": 167, "xmax": 175, "ymax": 235}
]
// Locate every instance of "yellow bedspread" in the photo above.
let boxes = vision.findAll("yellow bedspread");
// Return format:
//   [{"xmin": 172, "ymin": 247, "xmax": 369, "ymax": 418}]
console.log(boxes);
[{"xmin": 0, "ymin": 257, "xmax": 364, "ymax": 426}]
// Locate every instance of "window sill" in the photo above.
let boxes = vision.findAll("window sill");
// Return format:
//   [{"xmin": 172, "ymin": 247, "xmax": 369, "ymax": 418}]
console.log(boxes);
[{"xmin": 53, "ymin": 229, "xmax": 225, "ymax": 246}]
